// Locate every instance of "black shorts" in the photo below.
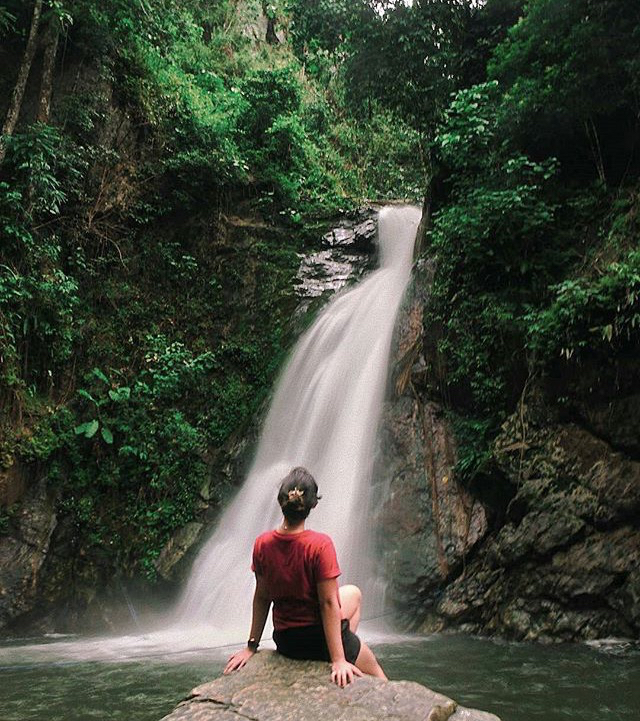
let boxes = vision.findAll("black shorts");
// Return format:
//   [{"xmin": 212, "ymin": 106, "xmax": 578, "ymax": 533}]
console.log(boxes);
[{"xmin": 273, "ymin": 618, "xmax": 361, "ymax": 665}]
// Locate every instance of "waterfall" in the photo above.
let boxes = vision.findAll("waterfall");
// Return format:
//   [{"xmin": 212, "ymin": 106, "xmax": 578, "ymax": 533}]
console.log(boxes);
[
  {"xmin": 0, "ymin": 205, "xmax": 420, "ymax": 666},
  {"xmin": 174, "ymin": 205, "xmax": 420, "ymax": 640}
]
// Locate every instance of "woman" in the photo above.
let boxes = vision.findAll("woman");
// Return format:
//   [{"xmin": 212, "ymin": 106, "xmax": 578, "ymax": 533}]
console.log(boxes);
[{"xmin": 224, "ymin": 466, "xmax": 387, "ymax": 687}]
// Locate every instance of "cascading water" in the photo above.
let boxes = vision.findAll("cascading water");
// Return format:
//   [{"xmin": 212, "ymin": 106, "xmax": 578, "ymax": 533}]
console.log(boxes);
[
  {"xmin": 0, "ymin": 205, "xmax": 420, "ymax": 664},
  {"xmin": 174, "ymin": 205, "xmax": 421, "ymax": 641}
]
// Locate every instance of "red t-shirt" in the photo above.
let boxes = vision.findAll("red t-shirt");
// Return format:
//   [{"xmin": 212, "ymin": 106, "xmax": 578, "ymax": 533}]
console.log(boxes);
[{"xmin": 251, "ymin": 529, "xmax": 341, "ymax": 631}]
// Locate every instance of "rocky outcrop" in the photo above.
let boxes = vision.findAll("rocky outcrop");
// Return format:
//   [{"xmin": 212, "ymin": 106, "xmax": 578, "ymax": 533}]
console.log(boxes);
[
  {"xmin": 294, "ymin": 208, "xmax": 377, "ymax": 318},
  {"xmin": 434, "ymin": 386, "xmax": 640, "ymax": 642},
  {"xmin": 376, "ymin": 249, "xmax": 640, "ymax": 642},
  {"xmin": 0, "ymin": 476, "xmax": 57, "ymax": 629},
  {"xmin": 160, "ymin": 650, "xmax": 501, "ymax": 721},
  {"xmin": 375, "ymin": 262, "xmax": 488, "ymax": 627}
]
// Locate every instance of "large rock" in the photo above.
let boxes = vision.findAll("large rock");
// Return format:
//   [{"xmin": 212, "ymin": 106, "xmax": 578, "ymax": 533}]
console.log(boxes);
[
  {"xmin": 374, "ymin": 264, "xmax": 488, "ymax": 625},
  {"xmin": 0, "ymin": 477, "xmax": 57, "ymax": 629},
  {"xmin": 294, "ymin": 208, "xmax": 378, "ymax": 317},
  {"xmin": 435, "ymin": 386, "xmax": 640, "ymax": 642},
  {"xmin": 160, "ymin": 650, "xmax": 501, "ymax": 721},
  {"xmin": 376, "ymin": 251, "xmax": 640, "ymax": 642}
]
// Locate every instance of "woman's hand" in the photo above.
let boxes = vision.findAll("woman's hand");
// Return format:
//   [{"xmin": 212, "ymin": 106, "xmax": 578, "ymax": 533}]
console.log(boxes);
[
  {"xmin": 223, "ymin": 647, "xmax": 255, "ymax": 674},
  {"xmin": 330, "ymin": 659, "xmax": 363, "ymax": 687}
]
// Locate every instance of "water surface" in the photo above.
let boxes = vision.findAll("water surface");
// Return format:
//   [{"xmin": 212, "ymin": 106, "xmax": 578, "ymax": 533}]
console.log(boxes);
[{"xmin": 1, "ymin": 633, "xmax": 638, "ymax": 721}]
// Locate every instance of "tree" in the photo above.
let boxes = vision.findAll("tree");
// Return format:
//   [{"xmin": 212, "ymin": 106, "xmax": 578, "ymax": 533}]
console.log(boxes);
[
  {"xmin": 489, "ymin": 0, "xmax": 640, "ymax": 184},
  {"xmin": 0, "ymin": 0, "xmax": 43, "ymax": 164}
]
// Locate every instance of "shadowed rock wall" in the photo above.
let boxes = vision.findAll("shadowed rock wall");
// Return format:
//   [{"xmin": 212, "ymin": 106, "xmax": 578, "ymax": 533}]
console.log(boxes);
[
  {"xmin": 376, "ymin": 249, "xmax": 640, "ymax": 642},
  {"xmin": 375, "ymin": 260, "xmax": 488, "ymax": 628}
]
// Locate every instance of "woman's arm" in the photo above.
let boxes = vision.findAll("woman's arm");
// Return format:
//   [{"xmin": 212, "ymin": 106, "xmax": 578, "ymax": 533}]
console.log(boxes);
[
  {"xmin": 223, "ymin": 574, "xmax": 271, "ymax": 674},
  {"xmin": 318, "ymin": 578, "xmax": 363, "ymax": 687}
]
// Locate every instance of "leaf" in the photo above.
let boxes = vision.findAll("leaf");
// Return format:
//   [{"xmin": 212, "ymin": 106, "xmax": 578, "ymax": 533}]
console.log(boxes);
[
  {"xmin": 118, "ymin": 445, "xmax": 139, "ymax": 457},
  {"xmin": 92, "ymin": 368, "xmax": 110, "ymax": 385},
  {"xmin": 108, "ymin": 386, "xmax": 131, "ymax": 402},
  {"xmin": 77, "ymin": 388, "xmax": 96, "ymax": 404},
  {"xmin": 101, "ymin": 426, "xmax": 114, "ymax": 444},
  {"xmin": 74, "ymin": 419, "xmax": 99, "ymax": 438},
  {"xmin": 84, "ymin": 419, "xmax": 100, "ymax": 438}
]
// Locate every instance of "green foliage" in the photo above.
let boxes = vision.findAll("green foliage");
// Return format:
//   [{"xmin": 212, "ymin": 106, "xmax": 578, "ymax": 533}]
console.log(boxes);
[
  {"xmin": 236, "ymin": 67, "xmax": 308, "ymax": 205},
  {"xmin": 329, "ymin": 104, "xmax": 426, "ymax": 201},
  {"xmin": 490, "ymin": 0, "xmax": 640, "ymax": 126},
  {"xmin": 527, "ymin": 248, "xmax": 640, "ymax": 362},
  {"xmin": 488, "ymin": 0, "xmax": 640, "ymax": 177},
  {"xmin": 342, "ymin": 1, "xmax": 471, "ymax": 135},
  {"xmin": 421, "ymin": 1, "xmax": 640, "ymax": 487},
  {"xmin": 0, "ymin": 125, "xmax": 81, "ymax": 392},
  {"xmin": 0, "ymin": 0, "xmax": 336, "ymax": 584},
  {"xmin": 287, "ymin": 0, "xmax": 366, "ymax": 58},
  {"xmin": 450, "ymin": 414, "xmax": 495, "ymax": 483},
  {"xmin": 426, "ymin": 81, "xmax": 558, "ymax": 415},
  {"xmin": 0, "ymin": 6, "xmax": 16, "ymax": 37},
  {"xmin": 0, "ymin": 505, "xmax": 15, "ymax": 536},
  {"xmin": 46, "ymin": 343, "xmax": 220, "ymax": 577}
]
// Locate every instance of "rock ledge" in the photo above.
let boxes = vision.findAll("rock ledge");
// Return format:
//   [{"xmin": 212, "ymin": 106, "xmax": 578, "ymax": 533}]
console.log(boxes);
[{"xmin": 160, "ymin": 650, "xmax": 500, "ymax": 721}]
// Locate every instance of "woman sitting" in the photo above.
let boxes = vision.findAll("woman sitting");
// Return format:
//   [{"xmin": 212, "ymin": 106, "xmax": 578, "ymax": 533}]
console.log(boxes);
[{"xmin": 224, "ymin": 466, "xmax": 387, "ymax": 687}]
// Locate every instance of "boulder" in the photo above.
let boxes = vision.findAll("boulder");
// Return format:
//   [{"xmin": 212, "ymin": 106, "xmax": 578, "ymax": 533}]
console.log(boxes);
[
  {"xmin": 0, "ymin": 477, "xmax": 57, "ymax": 630},
  {"xmin": 295, "ymin": 211, "xmax": 378, "ymax": 307},
  {"xmin": 434, "ymin": 385, "xmax": 640, "ymax": 642},
  {"xmin": 160, "ymin": 650, "xmax": 501, "ymax": 721}
]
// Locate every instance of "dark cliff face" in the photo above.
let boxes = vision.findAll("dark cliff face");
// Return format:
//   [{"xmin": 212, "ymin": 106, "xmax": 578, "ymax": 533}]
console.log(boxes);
[
  {"xmin": 378, "ymin": 267, "xmax": 640, "ymax": 642},
  {"xmin": 436, "ymin": 379, "xmax": 640, "ymax": 642},
  {"xmin": 375, "ymin": 261, "xmax": 489, "ymax": 626}
]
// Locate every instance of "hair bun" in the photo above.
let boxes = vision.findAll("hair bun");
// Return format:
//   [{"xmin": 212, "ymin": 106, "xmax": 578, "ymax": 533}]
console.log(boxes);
[
  {"xmin": 277, "ymin": 468, "xmax": 319, "ymax": 522},
  {"xmin": 287, "ymin": 488, "xmax": 305, "ymax": 507}
]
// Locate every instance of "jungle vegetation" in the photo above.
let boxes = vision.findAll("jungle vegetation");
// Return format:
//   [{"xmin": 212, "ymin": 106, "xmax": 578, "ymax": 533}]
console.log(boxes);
[{"xmin": 0, "ymin": 0, "xmax": 638, "ymax": 598}]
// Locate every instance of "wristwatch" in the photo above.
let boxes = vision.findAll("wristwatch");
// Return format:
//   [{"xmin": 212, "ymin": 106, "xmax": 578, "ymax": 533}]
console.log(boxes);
[{"xmin": 247, "ymin": 637, "xmax": 259, "ymax": 652}]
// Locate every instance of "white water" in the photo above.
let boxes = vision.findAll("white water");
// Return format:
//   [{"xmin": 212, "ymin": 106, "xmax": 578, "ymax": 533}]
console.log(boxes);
[
  {"xmin": 177, "ymin": 207, "xmax": 420, "ymax": 637},
  {"xmin": 0, "ymin": 205, "xmax": 420, "ymax": 664},
  {"xmin": 173, "ymin": 205, "xmax": 420, "ymax": 641}
]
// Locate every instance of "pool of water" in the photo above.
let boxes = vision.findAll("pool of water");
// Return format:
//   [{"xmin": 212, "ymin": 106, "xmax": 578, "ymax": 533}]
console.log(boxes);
[{"xmin": 0, "ymin": 633, "xmax": 638, "ymax": 721}]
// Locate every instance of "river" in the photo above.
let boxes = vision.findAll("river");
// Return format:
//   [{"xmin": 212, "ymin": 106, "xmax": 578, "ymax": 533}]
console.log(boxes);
[{"xmin": 1, "ymin": 633, "xmax": 638, "ymax": 720}]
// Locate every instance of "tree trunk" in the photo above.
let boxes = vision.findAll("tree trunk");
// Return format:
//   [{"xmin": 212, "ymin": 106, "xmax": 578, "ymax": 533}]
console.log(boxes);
[
  {"xmin": 0, "ymin": 0, "xmax": 44, "ymax": 164},
  {"xmin": 261, "ymin": 2, "xmax": 279, "ymax": 45},
  {"xmin": 36, "ymin": 17, "xmax": 60, "ymax": 124}
]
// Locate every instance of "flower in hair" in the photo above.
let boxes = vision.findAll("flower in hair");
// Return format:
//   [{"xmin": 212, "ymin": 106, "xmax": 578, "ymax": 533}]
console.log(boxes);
[{"xmin": 288, "ymin": 488, "xmax": 304, "ymax": 502}]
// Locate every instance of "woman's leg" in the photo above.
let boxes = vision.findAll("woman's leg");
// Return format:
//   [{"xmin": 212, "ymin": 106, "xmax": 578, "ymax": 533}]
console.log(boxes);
[
  {"xmin": 338, "ymin": 585, "xmax": 362, "ymax": 632},
  {"xmin": 338, "ymin": 584, "xmax": 387, "ymax": 679},
  {"xmin": 354, "ymin": 641, "xmax": 387, "ymax": 680}
]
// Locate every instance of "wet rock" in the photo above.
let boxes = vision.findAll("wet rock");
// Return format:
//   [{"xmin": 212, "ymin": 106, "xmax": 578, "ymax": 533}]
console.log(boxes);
[
  {"xmin": 295, "ymin": 209, "xmax": 378, "ymax": 308},
  {"xmin": 160, "ymin": 650, "xmax": 501, "ymax": 721},
  {"xmin": 377, "ymin": 397, "xmax": 488, "ymax": 618},
  {"xmin": 322, "ymin": 217, "xmax": 377, "ymax": 251},
  {"xmin": 296, "ymin": 249, "xmax": 368, "ymax": 299},
  {"xmin": 155, "ymin": 522, "xmax": 205, "ymax": 582},
  {"xmin": 375, "ymin": 267, "xmax": 487, "ymax": 625},
  {"xmin": 0, "ymin": 478, "xmax": 57, "ymax": 629},
  {"xmin": 433, "ymin": 384, "xmax": 640, "ymax": 642}
]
